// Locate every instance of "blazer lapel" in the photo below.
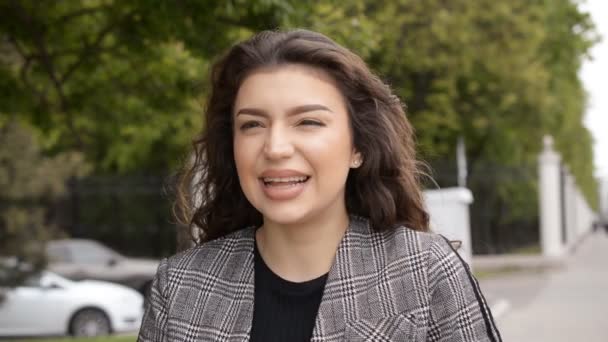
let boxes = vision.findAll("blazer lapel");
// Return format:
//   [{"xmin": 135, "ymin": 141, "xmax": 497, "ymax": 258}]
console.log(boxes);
[
  {"xmin": 224, "ymin": 228, "xmax": 256, "ymax": 342},
  {"xmin": 310, "ymin": 216, "xmax": 372, "ymax": 341}
]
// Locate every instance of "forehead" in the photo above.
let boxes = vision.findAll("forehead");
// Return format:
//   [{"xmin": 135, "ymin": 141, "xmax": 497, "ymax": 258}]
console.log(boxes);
[{"xmin": 234, "ymin": 64, "xmax": 346, "ymax": 112}]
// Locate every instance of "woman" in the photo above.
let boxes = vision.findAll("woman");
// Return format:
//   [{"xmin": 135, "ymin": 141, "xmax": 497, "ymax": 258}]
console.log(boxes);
[{"xmin": 138, "ymin": 29, "xmax": 502, "ymax": 342}]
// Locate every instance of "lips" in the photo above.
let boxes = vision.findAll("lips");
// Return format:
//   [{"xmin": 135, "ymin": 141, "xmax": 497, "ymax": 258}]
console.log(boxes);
[{"xmin": 258, "ymin": 170, "xmax": 310, "ymax": 200}]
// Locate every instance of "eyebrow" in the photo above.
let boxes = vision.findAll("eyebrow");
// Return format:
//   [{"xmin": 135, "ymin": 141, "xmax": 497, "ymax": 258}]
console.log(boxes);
[{"xmin": 235, "ymin": 104, "xmax": 333, "ymax": 117}]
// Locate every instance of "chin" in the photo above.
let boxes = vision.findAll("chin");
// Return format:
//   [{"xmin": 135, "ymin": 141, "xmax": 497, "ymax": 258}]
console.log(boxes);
[{"xmin": 260, "ymin": 206, "xmax": 315, "ymax": 227}]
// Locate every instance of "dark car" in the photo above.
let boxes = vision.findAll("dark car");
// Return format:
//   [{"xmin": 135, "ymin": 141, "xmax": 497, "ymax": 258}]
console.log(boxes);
[{"xmin": 46, "ymin": 239, "xmax": 159, "ymax": 297}]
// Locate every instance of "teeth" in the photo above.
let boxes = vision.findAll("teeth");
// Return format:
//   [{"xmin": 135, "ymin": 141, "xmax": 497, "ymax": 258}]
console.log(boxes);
[{"xmin": 263, "ymin": 176, "xmax": 308, "ymax": 183}]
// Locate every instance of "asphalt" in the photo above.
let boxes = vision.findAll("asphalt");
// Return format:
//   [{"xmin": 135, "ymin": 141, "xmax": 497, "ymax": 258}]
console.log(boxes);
[{"xmin": 479, "ymin": 230, "xmax": 608, "ymax": 342}]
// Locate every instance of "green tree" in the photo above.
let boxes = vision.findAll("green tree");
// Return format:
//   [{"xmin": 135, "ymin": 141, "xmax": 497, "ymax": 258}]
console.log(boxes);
[
  {"xmin": 0, "ymin": 0, "xmax": 304, "ymax": 257},
  {"xmin": 0, "ymin": 0, "xmax": 597, "ymax": 255},
  {"xmin": 293, "ymin": 0, "xmax": 597, "ymax": 251},
  {"xmin": 0, "ymin": 0, "xmax": 298, "ymax": 173},
  {"xmin": 0, "ymin": 120, "xmax": 89, "ymax": 293}
]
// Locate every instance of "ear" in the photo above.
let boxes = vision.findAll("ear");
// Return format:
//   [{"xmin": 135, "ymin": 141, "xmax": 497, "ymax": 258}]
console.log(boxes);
[{"xmin": 350, "ymin": 151, "xmax": 363, "ymax": 168}]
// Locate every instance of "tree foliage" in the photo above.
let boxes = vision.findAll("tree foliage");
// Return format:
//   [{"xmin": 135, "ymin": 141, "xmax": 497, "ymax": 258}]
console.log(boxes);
[
  {"xmin": 0, "ymin": 0, "xmax": 297, "ymax": 173},
  {"xmin": 298, "ymin": 0, "xmax": 598, "ymax": 252},
  {"xmin": 0, "ymin": 0, "xmax": 599, "ymax": 256},
  {"xmin": 0, "ymin": 120, "xmax": 89, "ymax": 291},
  {"xmin": 296, "ymin": 0, "xmax": 597, "ymax": 204}
]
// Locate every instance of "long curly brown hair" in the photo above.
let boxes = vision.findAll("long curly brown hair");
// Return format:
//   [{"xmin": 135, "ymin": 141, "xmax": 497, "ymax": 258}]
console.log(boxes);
[{"xmin": 175, "ymin": 29, "xmax": 429, "ymax": 243}]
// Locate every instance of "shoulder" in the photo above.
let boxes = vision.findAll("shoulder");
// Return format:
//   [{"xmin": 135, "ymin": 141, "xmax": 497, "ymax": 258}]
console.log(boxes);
[
  {"xmin": 347, "ymin": 215, "xmax": 454, "ymax": 260},
  {"xmin": 374, "ymin": 223, "xmax": 454, "ymax": 260},
  {"xmin": 158, "ymin": 227, "xmax": 255, "ymax": 285},
  {"xmin": 386, "ymin": 227, "xmax": 477, "ymax": 300}
]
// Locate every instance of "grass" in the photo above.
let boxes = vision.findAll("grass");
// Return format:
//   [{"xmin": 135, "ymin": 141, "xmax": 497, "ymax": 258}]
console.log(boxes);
[
  {"xmin": 509, "ymin": 244, "xmax": 541, "ymax": 255},
  {"xmin": 474, "ymin": 266, "xmax": 524, "ymax": 279},
  {"xmin": 474, "ymin": 264, "xmax": 551, "ymax": 280},
  {"xmin": 7, "ymin": 336, "xmax": 135, "ymax": 342}
]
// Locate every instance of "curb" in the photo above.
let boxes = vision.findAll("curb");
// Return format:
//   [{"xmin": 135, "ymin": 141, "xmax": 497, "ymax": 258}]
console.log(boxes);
[{"xmin": 473, "ymin": 254, "xmax": 566, "ymax": 273}]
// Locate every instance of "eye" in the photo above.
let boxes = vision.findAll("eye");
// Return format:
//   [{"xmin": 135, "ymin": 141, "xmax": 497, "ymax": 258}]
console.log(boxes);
[
  {"xmin": 239, "ymin": 121, "xmax": 263, "ymax": 130},
  {"xmin": 298, "ymin": 119, "xmax": 325, "ymax": 127}
]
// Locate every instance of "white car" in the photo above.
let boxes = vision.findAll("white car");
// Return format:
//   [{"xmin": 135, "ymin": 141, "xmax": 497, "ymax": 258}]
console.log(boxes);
[
  {"xmin": 46, "ymin": 239, "xmax": 159, "ymax": 297},
  {"xmin": 0, "ymin": 271, "xmax": 143, "ymax": 337}
]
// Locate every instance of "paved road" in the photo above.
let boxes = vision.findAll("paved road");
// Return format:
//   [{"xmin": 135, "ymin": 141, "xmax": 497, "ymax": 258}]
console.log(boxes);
[{"xmin": 479, "ymin": 231, "xmax": 608, "ymax": 342}]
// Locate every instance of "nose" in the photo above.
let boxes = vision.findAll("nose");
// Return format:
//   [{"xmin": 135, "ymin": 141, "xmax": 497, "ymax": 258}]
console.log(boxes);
[{"xmin": 263, "ymin": 125, "xmax": 294, "ymax": 160}]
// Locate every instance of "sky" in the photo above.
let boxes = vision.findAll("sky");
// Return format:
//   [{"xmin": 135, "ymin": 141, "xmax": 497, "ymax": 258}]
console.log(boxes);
[{"xmin": 580, "ymin": 0, "xmax": 608, "ymax": 179}]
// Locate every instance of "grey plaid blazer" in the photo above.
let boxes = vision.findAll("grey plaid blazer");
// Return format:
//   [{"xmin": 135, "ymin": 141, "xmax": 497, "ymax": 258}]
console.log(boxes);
[{"xmin": 138, "ymin": 217, "xmax": 502, "ymax": 341}]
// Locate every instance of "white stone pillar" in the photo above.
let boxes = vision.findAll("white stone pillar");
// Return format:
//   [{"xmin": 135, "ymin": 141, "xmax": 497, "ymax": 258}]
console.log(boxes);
[
  {"xmin": 575, "ymin": 187, "xmax": 593, "ymax": 238},
  {"xmin": 600, "ymin": 178, "xmax": 608, "ymax": 224},
  {"xmin": 575, "ymin": 188, "xmax": 584, "ymax": 239},
  {"xmin": 538, "ymin": 135, "xmax": 563, "ymax": 258},
  {"xmin": 423, "ymin": 187, "xmax": 474, "ymax": 265},
  {"xmin": 564, "ymin": 168, "xmax": 576, "ymax": 248}
]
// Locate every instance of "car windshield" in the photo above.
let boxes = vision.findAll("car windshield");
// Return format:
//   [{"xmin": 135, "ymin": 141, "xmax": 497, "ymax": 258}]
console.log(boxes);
[{"xmin": 50, "ymin": 240, "xmax": 123, "ymax": 264}]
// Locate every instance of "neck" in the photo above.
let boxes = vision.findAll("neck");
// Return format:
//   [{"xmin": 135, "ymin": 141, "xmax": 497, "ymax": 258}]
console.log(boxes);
[{"xmin": 256, "ymin": 209, "xmax": 349, "ymax": 282}]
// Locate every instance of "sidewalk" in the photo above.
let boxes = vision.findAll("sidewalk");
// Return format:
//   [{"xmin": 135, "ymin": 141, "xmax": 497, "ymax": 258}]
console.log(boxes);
[{"xmin": 479, "ymin": 231, "xmax": 608, "ymax": 342}]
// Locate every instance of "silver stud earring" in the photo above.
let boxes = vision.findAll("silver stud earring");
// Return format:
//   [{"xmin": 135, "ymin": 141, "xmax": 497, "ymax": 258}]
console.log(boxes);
[{"xmin": 351, "ymin": 158, "xmax": 362, "ymax": 168}]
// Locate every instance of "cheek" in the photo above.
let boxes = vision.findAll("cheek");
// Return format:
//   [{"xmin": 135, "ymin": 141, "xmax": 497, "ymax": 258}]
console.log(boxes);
[
  {"xmin": 303, "ymin": 127, "xmax": 354, "ymax": 171},
  {"xmin": 233, "ymin": 136, "xmax": 254, "ymax": 181}
]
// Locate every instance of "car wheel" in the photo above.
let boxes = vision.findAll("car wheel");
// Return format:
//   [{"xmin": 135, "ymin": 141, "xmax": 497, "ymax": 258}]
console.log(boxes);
[{"xmin": 70, "ymin": 308, "xmax": 111, "ymax": 337}]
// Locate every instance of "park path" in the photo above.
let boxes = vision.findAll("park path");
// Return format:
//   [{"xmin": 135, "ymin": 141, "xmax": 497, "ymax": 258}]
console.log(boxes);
[{"xmin": 479, "ymin": 230, "xmax": 608, "ymax": 342}]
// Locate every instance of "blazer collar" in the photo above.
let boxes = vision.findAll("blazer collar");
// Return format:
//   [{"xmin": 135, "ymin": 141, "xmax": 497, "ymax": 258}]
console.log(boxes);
[{"xmin": 311, "ymin": 216, "xmax": 372, "ymax": 341}]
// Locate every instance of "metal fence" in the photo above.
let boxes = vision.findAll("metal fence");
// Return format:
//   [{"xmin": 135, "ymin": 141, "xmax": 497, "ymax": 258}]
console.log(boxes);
[
  {"xmin": 56, "ymin": 175, "xmax": 179, "ymax": 258},
  {"xmin": 427, "ymin": 159, "xmax": 539, "ymax": 254},
  {"xmin": 9, "ymin": 158, "xmax": 542, "ymax": 258}
]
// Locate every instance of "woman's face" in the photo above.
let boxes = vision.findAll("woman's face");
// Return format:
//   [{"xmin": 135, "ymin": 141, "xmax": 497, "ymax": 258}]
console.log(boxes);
[{"xmin": 233, "ymin": 64, "xmax": 360, "ymax": 226}]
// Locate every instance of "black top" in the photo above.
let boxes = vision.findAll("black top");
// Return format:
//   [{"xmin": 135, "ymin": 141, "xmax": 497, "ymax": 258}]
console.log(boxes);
[{"xmin": 250, "ymin": 241, "xmax": 328, "ymax": 342}]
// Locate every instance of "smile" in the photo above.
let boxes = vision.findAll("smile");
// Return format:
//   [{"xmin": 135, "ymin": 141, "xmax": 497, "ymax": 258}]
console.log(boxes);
[{"xmin": 258, "ymin": 175, "xmax": 310, "ymax": 200}]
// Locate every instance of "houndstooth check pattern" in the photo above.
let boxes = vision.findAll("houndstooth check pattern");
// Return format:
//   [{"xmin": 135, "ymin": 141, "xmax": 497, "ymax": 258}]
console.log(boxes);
[{"xmin": 138, "ymin": 216, "xmax": 502, "ymax": 341}]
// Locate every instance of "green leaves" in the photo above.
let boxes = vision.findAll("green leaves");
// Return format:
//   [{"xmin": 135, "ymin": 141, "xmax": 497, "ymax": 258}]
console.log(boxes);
[
  {"xmin": 0, "ymin": 121, "xmax": 89, "ymax": 288},
  {"xmin": 0, "ymin": 0, "xmax": 300, "ymax": 173},
  {"xmin": 312, "ymin": 0, "xmax": 597, "ymax": 207},
  {"xmin": 0, "ymin": 0, "xmax": 598, "ymax": 216}
]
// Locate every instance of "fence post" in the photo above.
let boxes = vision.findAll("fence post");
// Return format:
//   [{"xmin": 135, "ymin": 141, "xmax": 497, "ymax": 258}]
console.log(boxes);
[
  {"xmin": 563, "ymin": 167, "xmax": 575, "ymax": 248},
  {"xmin": 538, "ymin": 135, "xmax": 563, "ymax": 258},
  {"xmin": 423, "ymin": 187, "xmax": 474, "ymax": 265},
  {"xmin": 600, "ymin": 178, "xmax": 608, "ymax": 225}
]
